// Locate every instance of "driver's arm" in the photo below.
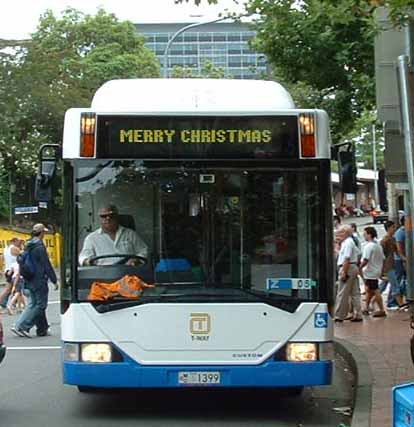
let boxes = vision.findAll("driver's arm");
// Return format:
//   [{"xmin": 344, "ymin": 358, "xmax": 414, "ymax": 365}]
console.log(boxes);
[
  {"xmin": 130, "ymin": 230, "xmax": 148, "ymax": 258},
  {"xmin": 79, "ymin": 234, "xmax": 96, "ymax": 266}
]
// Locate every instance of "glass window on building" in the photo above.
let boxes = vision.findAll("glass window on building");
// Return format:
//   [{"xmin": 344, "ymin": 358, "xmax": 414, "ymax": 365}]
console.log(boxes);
[
  {"xmin": 241, "ymin": 31, "xmax": 255, "ymax": 42},
  {"xmin": 170, "ymin": 45, "xmax": 184, "ymax": 55},
  {"xmin": 199, "ymin": 32, "xmax": 212, "ymax": 42},
  {"xmin": 184, "ymin": 46, "xmax": 198, "ymax": 55},
  {"xmin": 199, "ymin": 43, "xmax": 214, "ymax": 52},
  {"xmin": 228, "ymin": 47, "xmax": 242, "ymax": 54},
  {"xmin": 183, "ymin": 33, "xmax": 198, "ymax": 42},
  {"xmin": 228, "ymin": 32, "xmax": 242, "ymax": 41},
  {"xmin": 213, "ymin": 33, "xmax": 227, "ymax": 41},
  {"xmin": 229, "ymin": 58, "xmax": 242, "ymax": 67},
  {"xmin": 145, "ymin": 34, "xmax": 156, "ymax": 43},
  {"xmin": 155, "ymin": 34, "xmax": 169, "ymax": 43},
  {"xmin": 212, "ymin": 44, "xmax": 227, "ymax": 53},
  {"xmin": 184, "ymin": 57, "xmax": 197, "ymax": 66},
  {"xmin": 170, "ymin": 56, "xmax": 185, "ymax": 66},
  {"xmin": 154, "ymin": 42, "xmax": 167, "ymax": 54}
]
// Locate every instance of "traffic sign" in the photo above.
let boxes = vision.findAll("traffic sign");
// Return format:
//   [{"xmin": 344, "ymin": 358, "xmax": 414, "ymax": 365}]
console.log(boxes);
[{"xmin": 14, "ymin": 206, "xmax": 39, "ymax": 215}]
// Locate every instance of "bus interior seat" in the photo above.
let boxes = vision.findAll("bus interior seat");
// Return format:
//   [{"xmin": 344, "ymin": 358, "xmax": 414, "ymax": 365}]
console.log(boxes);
[
  {"xmin": 118, "ymin": 214, "xmax": 136, "ymax": 231},
  {"xmin": 154, "ymin": 258, "xmax": 196, "ymax": 283}
]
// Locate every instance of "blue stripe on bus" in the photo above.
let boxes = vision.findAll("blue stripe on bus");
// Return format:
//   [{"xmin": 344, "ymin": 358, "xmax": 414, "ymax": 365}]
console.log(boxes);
[{"xmin": 63, "ymin": 357, "xmax": 332, "ymax": 389}]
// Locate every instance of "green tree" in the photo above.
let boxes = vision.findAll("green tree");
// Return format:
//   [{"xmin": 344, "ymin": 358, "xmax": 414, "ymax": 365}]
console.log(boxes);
[
  {"xmin": 243, "ymin": 0, "xmax": 377, "ymax": 144},
  {"xmin": 171, "ymin": 59, "xmax": 230, "ymax": 78},
  {"xmin": 0, "ymin": 8, "xmax": 160, "ymax": 178}
]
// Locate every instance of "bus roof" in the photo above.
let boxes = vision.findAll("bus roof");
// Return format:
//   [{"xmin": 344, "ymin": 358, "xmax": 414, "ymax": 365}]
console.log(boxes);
[{"xmin": 91, "ymin": 78, "xmax": 296, "ymax": 113}]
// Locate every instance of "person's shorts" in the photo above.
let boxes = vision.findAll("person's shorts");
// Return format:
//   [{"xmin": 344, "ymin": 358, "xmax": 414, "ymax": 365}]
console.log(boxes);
[{"xmin": 365, "ymin": 279, "xmax": 379, "ymax": 290}]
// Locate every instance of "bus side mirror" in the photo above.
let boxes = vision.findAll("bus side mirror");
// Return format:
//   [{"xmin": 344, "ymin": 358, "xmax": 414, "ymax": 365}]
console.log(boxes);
[{"xmin": 35, "ymin": 144, "xmax": 60, "ymax": 203}]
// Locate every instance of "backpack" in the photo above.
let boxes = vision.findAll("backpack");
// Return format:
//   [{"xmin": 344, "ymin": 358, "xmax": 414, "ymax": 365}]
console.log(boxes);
[{"xmin": 17, "ymin": 249, "xmax": 36, "ymax": 280}]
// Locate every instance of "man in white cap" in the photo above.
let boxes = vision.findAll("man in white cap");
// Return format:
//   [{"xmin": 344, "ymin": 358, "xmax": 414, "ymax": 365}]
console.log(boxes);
[
  {"xmin": 11, "ymin": 223, "xmax": 57, "ymax": 338},
  {"xmin": 334, "ymin": 225, "xmax": 363, "ymax": 322}
]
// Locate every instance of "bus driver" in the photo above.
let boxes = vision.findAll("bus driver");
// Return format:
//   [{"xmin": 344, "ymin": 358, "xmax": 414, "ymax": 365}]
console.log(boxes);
[{"xmin": 79, "ymin": 204, "xmax": 148, "ymax": 266}]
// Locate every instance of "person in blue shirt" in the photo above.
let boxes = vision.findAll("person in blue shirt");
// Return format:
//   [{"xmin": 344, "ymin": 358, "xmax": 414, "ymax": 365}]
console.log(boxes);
[{"xmin": 388, "ymin": 216, "xmax": 407, "ymax": 309}]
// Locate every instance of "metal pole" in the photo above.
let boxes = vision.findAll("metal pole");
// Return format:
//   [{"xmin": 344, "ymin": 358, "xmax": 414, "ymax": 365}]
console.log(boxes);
[
  {"xmin": 8, "ymin": 171, "xmax": 12, "ymax": 226},
  {"xmin": 163, "ymin": 17, "xmax": 228, "ymax": 78},
  {"xmin": 372, "ymin": 124, "xmax": 379, "ymax": 208},
  {"xmin": 397, "ymin": 54, "xmax": 414, "ymax": 301}
]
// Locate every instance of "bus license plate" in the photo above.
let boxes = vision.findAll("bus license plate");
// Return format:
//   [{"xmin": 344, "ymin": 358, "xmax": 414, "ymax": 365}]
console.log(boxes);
[{"xmin": 178, "ymin": 371, "xmax": 221, "ymax": 385}]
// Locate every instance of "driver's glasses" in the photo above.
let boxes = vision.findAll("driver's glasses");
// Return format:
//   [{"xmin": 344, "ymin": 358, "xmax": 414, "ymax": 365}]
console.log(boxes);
[{"xmin": 100, "ymin": 213, "xmax": 115, "ymax": 220}]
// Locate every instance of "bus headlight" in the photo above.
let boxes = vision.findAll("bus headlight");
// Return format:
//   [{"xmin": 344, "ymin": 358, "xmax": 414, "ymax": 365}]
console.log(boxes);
[
  {"xmin": 81, "ymin": 343, "xmax": 112, "ymax": 363},
  {"xmin": 286, "ymin": 343, "xmax": 317, "ymax": 362}
]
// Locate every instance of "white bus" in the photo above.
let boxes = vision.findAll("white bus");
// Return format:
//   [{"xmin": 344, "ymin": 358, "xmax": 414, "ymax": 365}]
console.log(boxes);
[{"xmin": 43, "ymin": 78, "xmax": 335, "ymax": 392}]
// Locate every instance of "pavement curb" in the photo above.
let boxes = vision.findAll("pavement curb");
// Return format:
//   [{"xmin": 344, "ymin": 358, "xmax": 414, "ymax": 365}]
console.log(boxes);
[{"xmin": 334, "ymin": 337, "xmax": 373, "ymax": 427}]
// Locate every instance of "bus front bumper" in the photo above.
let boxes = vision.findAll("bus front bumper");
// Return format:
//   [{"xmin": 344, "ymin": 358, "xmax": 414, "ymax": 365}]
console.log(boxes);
[{"xmin": 63, "ymin": 359, "xmax": 332, "ymax": 389}]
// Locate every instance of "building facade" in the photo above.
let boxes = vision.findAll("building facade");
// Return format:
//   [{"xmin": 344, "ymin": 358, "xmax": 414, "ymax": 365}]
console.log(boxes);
[{"xmin": 136, "ymin": 22, "xmax": 268, "ymax": 79}]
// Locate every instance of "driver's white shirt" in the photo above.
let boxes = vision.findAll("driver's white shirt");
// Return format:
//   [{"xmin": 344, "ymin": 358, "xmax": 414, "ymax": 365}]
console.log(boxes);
[{"xmin": 79, "ymin": 225, "xmax": 148, "ymax": 266}]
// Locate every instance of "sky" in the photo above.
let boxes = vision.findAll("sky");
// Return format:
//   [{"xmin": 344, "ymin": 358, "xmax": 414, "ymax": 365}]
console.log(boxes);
[{"xmin": 0, "ymin": 0, "xmax": 246, "ymax": 39}]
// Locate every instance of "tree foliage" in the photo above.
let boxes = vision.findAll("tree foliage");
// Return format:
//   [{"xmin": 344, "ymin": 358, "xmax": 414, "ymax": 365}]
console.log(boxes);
[
  {"xmin": 0, "ymin": 8, "xmax": 160, "ymax": 177},
  {"xmin": 244, "ymin": 0, "xmax": 377, "ymax": 144},
  {"xmin": 171, "ymin": 59, "xmax": 230, "ymax": 78}
]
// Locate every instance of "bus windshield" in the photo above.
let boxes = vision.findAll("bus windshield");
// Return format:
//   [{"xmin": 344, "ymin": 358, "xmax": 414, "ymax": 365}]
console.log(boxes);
[{"xmin": 76, "ymin": 160, "xmax": 321, "ymax": 303}]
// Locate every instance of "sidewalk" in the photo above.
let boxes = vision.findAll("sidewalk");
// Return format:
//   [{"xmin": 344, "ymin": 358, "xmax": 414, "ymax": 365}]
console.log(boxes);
[{"xmin": 335, "ymin": 309, "xmax": 414, "ymax": 426}]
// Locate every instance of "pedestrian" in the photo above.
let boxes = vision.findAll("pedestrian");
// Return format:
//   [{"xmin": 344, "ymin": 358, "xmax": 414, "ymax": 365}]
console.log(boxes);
[
  {"xmin": 348, "ymin": 222, "xmax": 363, "ymax": 313},
  {"xmin": 11, "ymin": 223, "xmax": 57, "ymax": 338},
  {"xmin": 0, "ymin": 237, "xmax": 23, "ymax": 313},
  {"xmin": 6, "ymin": 261, "xmax": 27, "ymax": 315},
  {"xmin": 380, "ymin": 220, "xmax": 405, "ymax": 309},
  {"xmin": 360, "ymin": 226, "xmax": 386, "ymax": 317},
  {"xmin": 394, "ymin": 215, "xmax": 407, "ymax": 299},
  {"xmin": 334, "ymin": 225, "xmax": 363, "ymax": 322},
  {"xmin": 334, "ymin": 215, "xmax": 341, "ymax": 230},
  {"xmin": 350, "ymin": 223, "xmax": 362, "ymax": 252}
]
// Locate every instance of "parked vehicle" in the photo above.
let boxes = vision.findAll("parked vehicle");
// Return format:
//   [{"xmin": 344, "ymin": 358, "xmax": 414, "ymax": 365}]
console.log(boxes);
[
  {"xmin": 371, "ymin": 208, "xmax": 388, "ymax": 224},
  {"xmin": 0, "ymin": 317, "xmax": 6, "ymax": 364}
]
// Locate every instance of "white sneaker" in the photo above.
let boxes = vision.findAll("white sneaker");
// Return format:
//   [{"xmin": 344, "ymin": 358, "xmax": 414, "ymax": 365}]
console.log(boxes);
[{"xmin": 11, "ymin": 326, "xmax": 31, "ymax": 338}]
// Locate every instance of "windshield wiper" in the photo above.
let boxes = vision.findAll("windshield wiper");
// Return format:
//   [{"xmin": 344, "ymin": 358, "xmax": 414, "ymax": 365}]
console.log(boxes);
[
  {"xmin": 94, "ymin": 294, "xmax": 182, "ymax": 312},
  {"xmin": 94, "ymin": 292, "xmax": 259, "ymax": 312}
]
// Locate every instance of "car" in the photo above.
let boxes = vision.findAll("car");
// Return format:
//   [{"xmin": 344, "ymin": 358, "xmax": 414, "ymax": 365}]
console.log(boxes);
[
  {"xmin": 371, "ymin": 208, "xmax": 388, "ymax": 224},
  {"xmin": 0, "ymin": 316, "xmax": 6, "ymax": 364}
]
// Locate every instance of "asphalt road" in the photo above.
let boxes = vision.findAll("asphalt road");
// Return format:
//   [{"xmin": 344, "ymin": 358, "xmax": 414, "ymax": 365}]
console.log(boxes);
[{"xmin": 0, "ymin": 288, "xmax": 354, "ymax": 427}]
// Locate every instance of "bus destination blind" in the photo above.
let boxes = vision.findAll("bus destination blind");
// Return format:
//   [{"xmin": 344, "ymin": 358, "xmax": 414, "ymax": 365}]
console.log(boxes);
[{"xmin": 96, "ymin": 116, "xmax": 299, "ymax": 159}]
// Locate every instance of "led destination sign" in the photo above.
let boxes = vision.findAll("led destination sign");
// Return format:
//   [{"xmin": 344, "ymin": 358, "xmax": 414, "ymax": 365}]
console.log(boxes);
[
  {"xmin": 97, "ymin": 115, "xmax": 299, "ymax": 159},
  {"xmin": 119, "ymin": 128, "xmax": 273, "ymax": 144}
]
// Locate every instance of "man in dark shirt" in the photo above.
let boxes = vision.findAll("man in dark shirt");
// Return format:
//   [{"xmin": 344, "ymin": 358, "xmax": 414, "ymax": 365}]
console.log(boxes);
[{"xmin": 11, "ymin": 223, "xmax": 57, "ymax": 338}]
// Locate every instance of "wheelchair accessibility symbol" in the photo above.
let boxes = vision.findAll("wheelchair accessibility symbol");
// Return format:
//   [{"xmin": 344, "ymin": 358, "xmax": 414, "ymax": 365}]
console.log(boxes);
[{"xmin": 314, "ymin": 313, "xmax": 328, "ymax": 328}]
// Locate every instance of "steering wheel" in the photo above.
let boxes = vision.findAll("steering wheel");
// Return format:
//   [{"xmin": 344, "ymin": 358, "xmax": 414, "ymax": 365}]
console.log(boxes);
[{"xmin": 87, "ymin": 254, "xmax": 148, "ymax": 266}]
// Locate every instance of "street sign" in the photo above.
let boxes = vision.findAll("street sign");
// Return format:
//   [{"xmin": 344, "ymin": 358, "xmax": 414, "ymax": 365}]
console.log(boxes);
[{"xmin": 14, "ymin": 206, "xmax": 39, "ymax": 215}]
